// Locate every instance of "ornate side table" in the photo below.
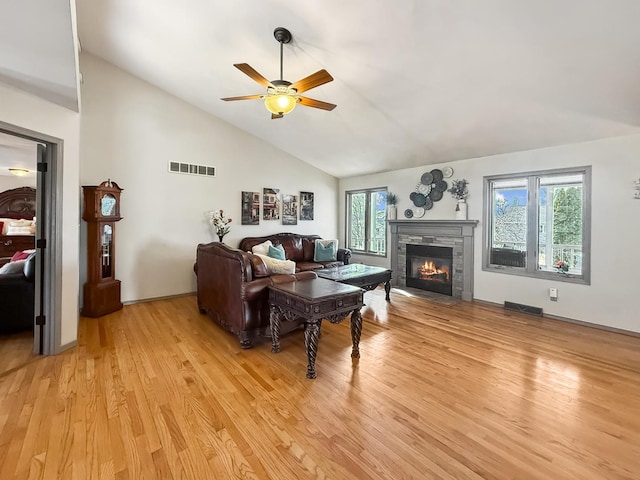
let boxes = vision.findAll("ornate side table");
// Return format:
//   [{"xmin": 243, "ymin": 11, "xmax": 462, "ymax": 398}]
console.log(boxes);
[{"xmin": 268, "ymin": 278, "xmax": 364, "ymax": 379}]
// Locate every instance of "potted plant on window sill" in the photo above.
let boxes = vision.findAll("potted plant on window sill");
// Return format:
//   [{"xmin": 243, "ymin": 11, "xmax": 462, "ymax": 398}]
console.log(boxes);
[{"xmin": 386, "ymin": 192, "xmax": 398, "ymax": 220}]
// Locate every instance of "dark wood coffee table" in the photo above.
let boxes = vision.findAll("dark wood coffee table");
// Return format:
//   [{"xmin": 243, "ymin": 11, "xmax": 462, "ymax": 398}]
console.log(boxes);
[
  {"xmin": 268, "ymin": 277, "xmax": 364, "ymax": 379},
  {"xmin": 315, "ymin": 264, "xmax": 392, "ymax": 301}
]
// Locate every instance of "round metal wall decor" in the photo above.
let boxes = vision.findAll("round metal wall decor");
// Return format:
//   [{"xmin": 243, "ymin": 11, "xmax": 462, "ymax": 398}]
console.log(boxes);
[
  {"xmin": 434, "ymin": 180, "xmax": 448, "ymax": 193},
  {"xmin": 420, "ymin": 172, "xmax": 434, "ymax": 185},
  {"xmin": 430, "ymin": 190, "xmax": 443, "ymax": 202},
  {"xmin": 408, "ymin": 168, "xmax": 446, "ymax": 213},
  {"xmin": 424, "ymin": 196, "xmax": 434, "ymax": 210},
  {"xmin": 413, "ymin": 193, "xmax": 427, "ymax": 207}
]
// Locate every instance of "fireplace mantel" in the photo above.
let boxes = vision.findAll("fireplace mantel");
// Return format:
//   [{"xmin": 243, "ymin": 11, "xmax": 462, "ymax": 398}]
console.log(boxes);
[{"xmin": 389, "ymin": 220, "xmax": 478, "ymax": 301}]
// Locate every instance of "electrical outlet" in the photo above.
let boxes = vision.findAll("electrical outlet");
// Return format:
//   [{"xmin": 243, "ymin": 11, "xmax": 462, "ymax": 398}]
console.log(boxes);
[{"xmin": 549, "ymin": 287, "xmax": 558, "ymax": 302}]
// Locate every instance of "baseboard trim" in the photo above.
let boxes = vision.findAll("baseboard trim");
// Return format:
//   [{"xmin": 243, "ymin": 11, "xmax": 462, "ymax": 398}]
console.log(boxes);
[
  {"xmin": 122, "ymin": 291, "xmax": 196, "ymax": 306},
  {"xmin": 57, "ymin": 339, "xmax": 78, "ymax": 354},
  {"xmin": 473, "ymin": 298, "xmax": 640, "ymax": 338}
]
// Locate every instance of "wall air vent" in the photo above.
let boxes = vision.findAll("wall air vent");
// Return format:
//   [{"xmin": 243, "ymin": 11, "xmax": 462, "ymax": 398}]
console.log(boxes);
[
  {"xmin": 168, "ymin": 162, "xmax": 216, "ymax": 177},
  {"xmin": 504, "ymin": 301, "xmax": 543, "ymax": 316}
]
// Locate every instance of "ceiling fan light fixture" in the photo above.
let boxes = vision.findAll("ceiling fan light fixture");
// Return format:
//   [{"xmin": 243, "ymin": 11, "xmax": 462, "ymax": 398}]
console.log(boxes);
[
  {"xmin": 9, "ymin": 168, "xmax": 29, "ymax": 177},
  {"xmin": 264, "ymin": 93, "xmax": 297, "ymax": 115},
  {"xmin": 222, "ymin": 27, "xmax": 336, "ymax": 118}
]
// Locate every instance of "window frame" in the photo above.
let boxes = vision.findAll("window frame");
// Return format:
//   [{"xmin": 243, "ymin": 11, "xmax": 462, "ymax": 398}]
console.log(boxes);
[
  {"xmin": 345, "ymin": 187, "xmax": 388, "ymax": 257},
  {"xmin": 482, "ymin": 166, "xmax": 591, "ymax": 285}
]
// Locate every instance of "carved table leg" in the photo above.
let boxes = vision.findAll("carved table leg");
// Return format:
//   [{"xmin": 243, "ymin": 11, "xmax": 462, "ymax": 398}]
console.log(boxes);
[
  {"xmin": 239, "ymin": 332, "xmax": 253, "ymax": 349},
  {"xmin": 304, "ymin": 321, "xmax": 320, "ymax": 379},
  {"xmin": 350, "ymin": 308, "xmax": 362, "ymax": 358},
  {"xmin": 384, "ymin": 280, "xmax": 391, "ymax": 301},
  {"xmin": 270, "ymin": 306, "xmax": 281, "ymax": 353}
]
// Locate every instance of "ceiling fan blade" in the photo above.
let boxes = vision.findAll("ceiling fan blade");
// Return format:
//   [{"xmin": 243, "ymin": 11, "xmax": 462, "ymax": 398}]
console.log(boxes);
[
  {"xmin": 291, "ymin": 69, "xmax": 333, "ymax": 93},
  {"xmin": 233, "ymin": 63, "xmax": 272, "ymax": 88},
  {"xmin": 271, "ymin": 113, "xmax": 284, "ymax": 120},
  {"xmin": 220, "ymin": 94, "xmax": 264, "ymax": 101},
  {"xmin": 298, "ymin": 96, "xmax": 337, "ymax": 111}
]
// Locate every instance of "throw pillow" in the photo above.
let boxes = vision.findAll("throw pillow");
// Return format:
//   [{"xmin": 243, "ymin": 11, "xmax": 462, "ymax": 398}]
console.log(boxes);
[
  {"xmin": 251, "ymin": 240, "xmax": 273, "ymax": 256},
  {"xmin": 268, "ymin": 244, "xmax": 286, "ymax": 260},
  {"xmin": 314, "ymin": 239, "xmax": 338, "ymax": 262},
  {"xmin": 255, "ymin": 254, "xmax": 296, "ymax": 275},
  {"xmin": 11, "ymin": 250, "xmax": 31, "ymax": 262},
  {"xmin": 0, "ymin": 259, "xmax": 27, "ymax": 275}
]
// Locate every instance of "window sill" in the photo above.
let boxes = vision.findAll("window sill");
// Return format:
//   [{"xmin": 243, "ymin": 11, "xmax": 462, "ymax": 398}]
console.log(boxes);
[
  {"xmin": 483, "ymin": 265, "xmax": 590, "ymax": 285},
  {"xmin": 350, "ymin": 251, "xmax": 387, "ymax": 258}
]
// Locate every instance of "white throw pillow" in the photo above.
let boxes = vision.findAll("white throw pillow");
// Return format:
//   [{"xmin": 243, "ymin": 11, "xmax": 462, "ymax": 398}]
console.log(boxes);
[
  {"xmin": 251, "ymin": 240, "xmax": 273, "ymax": 256},
  {"xmin": 0, "ymin": 259, "xmax": 26, "ymax": 275},
  {"xmin": 255, "ymin": 254, "xmax": 296, "ymax": 275}
]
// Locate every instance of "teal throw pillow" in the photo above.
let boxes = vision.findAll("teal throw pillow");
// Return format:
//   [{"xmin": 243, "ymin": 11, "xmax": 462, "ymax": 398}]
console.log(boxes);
[
  {"xmin": 314, "ymin": 240, "xmax": 337, "ymax": 262},
  {"xmin": 268, "ymin": 244, "xmax": 286, "ymax": 260}
]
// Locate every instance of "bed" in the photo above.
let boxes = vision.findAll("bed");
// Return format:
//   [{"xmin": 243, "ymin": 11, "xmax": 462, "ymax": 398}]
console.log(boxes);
[{"xmin": 0, "ymin": 187, "xmax": 36, "ymax": 266}]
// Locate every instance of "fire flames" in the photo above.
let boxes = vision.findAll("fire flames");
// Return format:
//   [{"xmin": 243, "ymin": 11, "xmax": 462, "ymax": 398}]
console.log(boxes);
[{"xmin": 419, "ymin": 260, "xmax": 449, "ymax": 282}]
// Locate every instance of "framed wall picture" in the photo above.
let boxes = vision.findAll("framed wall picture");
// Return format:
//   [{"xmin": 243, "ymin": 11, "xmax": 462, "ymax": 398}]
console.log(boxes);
[
  {"xmin": 241, "ymin": 191, "xmax": 260, "ymax": 225},
  {"xmin": 282, "ymin": 194, "xmax": 298, "ymax": 225},
  {"xmin": 263, "ymin": 188, "xmax": 280, "ymax": 220},
  {"xmin": 300, "ymin": 191, "xmax": 314, "ymax": 220}
]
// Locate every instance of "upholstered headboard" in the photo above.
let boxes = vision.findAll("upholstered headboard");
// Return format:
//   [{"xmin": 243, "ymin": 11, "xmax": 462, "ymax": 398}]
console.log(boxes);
[{"xmin": 0, "ymin": 187, "xmax": 36, "ymax": 220}]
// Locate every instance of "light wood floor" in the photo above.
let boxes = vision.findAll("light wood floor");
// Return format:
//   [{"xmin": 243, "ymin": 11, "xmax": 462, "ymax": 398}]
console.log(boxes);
[
  {"xmin": 0, "ymin": 288, "xmax": 639, "ymax": 479},
  {"xmin": 0, "ymin": 330, "xmax": 35, "ymax": 377}
]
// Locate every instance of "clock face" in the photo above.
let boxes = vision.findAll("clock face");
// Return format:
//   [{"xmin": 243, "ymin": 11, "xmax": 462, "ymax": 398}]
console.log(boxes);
[{"xmin": 101, "ymin": 194, "xmax": 117, "ymax": 216}]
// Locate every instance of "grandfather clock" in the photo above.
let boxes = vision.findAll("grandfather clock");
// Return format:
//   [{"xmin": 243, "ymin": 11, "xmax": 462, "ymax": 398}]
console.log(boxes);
[{"xmin": 82, "ymin": 180, "xmax": 123, "ymax": 317}]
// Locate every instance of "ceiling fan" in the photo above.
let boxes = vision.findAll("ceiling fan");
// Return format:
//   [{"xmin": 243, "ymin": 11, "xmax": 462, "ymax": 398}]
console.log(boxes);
[{"xmin": 221, "ymin": 27, "xmax": 336, "ymax": 119}]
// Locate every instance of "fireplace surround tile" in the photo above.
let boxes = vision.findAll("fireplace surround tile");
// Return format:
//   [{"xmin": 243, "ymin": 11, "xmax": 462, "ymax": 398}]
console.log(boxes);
[{"xmin": 389, "ymin": 220, "xmax": 478, "ymax": 301}]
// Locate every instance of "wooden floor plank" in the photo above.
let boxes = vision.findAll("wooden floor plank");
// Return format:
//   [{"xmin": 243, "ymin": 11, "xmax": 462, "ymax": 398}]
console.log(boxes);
[
  {"xmin": 0, "ymin": 330, "xmax": 35, "ymax": 379},
  {"xmin": 0, "ymin": 289, "xmax": 639, "ymax": 479}
]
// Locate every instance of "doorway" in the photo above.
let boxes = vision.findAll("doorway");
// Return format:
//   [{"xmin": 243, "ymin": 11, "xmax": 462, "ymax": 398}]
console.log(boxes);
[{"xmin": 0, "ymin": 121, "xmax": 62, "ymax": 373}]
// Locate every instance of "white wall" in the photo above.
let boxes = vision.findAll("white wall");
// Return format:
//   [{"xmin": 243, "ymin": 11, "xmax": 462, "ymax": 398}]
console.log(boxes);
[
  {"xmin": 79, "ymin": 54, "xmax": 339, "ymax": 303},
  {"xmin": 340, "ymin": 135, "xmax": 640, "ymax": 334},
  {"xmin": 0, "ymin": 82, "xmax": 81, "ymax": 347},
  {"xmin": 0, "ymin": 175, "xmax": 37, "ymax": 191}
]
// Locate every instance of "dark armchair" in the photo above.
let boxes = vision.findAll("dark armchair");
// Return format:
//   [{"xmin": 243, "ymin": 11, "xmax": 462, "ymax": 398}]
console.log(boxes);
[{"xmin": 0, "ymin": 252, "xmax": 35, "ymax": 333}]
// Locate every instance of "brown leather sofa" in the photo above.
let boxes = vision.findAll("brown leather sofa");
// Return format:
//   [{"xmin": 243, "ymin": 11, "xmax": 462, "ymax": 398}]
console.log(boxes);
[
  {"xmin": 238, "ymin": 233, "xmax": 351, "ymax": 272},
  {"xmin": 195, "ymin": 233, "xmax": 351, "ymax": 348}
]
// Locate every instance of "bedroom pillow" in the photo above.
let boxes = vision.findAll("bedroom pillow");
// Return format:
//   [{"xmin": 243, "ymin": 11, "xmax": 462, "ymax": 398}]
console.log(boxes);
[
  {"xmin": 7, "ymin": 219, "xmax": 35, "ymax": 235},
  {"xmin": 11, "ymin": 250, "xmax": 31, "ymax": 262},
  {"xmin": 0, "ymin": 259, "xmax": 26, "ymax": 275},
  {"xmin": 314, "ymin": 239, "xmax": 338, "ymax": 262},
  {"xmin": 0, "ymin": 218, "xmax": 13, "ymax": 235},
  {"xmin": 268, "ymin": 244, "xmax": 286, "ymax": 260},
  {"xmin": 251, "ymin": 240, "xmax": 273, "ymax": 256},
  {"xmin": 255, "ymin": 254, "xmax": 296, "ymax": 275}
]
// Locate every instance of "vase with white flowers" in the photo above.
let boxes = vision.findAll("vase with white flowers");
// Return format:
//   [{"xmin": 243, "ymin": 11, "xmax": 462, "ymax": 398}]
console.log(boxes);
[
  {"xmin": 447, "ymin": 179, "xmax": 469, "ymax": 220},
  {"xmin": 208, "ymin": 209, "xmax": 232, "ymax": 242}
]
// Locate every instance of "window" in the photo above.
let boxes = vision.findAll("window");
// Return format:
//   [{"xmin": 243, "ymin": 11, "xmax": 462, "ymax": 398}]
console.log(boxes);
[
  {"xmin": 346, "ymin": 188, "xmax": 388, "ymax": 256},
  {"xmin": 483, "ymin": 166, "xmax": 591, "ymax": 284}
]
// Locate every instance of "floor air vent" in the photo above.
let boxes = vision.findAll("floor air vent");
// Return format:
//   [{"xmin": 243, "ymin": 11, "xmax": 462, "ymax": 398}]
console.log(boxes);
[{"xmin": 504, "ymin": 301, "xmax": 543, "ymax": 316}]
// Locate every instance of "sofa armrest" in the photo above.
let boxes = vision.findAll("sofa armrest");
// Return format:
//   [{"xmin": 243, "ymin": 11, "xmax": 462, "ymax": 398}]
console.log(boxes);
[
  {"xmin": 247, "ymin": 253, "xmax": 270, "ymax": 278},
  {"xmin": 337, "ymin": 248, "xmax": 351, "ymax": 265}
]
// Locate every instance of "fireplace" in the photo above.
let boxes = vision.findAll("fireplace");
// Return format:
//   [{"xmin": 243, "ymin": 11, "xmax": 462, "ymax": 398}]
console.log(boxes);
[
  {"xmin": 389, "ymin": 220, "xmax": 478, "ymax": 301},
  {"xmin": 406, "ymin": 244, "xmax": 453, "ymax": 296}
]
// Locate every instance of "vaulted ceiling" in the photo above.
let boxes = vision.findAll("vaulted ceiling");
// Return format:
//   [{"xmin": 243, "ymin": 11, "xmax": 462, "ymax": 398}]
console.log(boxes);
[{"xmin": 3, "ymin": 1, "xmax": 640, "ymax": 178}]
